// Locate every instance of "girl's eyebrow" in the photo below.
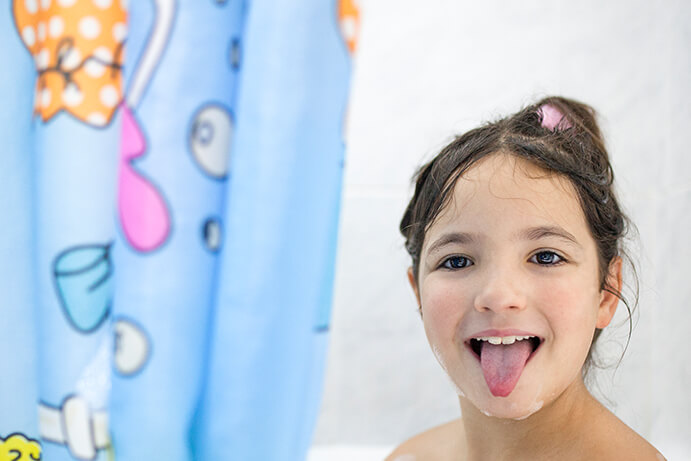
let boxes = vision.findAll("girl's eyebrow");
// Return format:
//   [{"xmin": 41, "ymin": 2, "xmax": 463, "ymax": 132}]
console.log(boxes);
[
  {"xmin": 425, "ymin": 226, "xmax": 581, "ymax": 257},
  {"xmin": 426, "ymin": 232, "xmax": 479, "ymax": 256},
  {"xmin": 517, "ymin": 225, "xmax": 581, "ymax": 248}
]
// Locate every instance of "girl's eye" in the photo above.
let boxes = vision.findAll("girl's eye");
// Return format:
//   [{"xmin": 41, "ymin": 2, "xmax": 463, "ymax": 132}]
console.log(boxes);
[
  {"xmin": 530, "ymin": 251, "xmax": 564, "ymax": 265},
  {"xmin": 442, "ymin": 256, "xmax": 473, "ymax": 270}
]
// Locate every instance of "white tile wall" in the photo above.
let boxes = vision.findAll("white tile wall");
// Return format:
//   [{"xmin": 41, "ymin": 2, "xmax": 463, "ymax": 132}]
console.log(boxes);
[
  {"xmin": 314, "ymin": 195, "xmax": 460, "ymax": 444},
  {"xmin": 312, "ymin": 0, "xmax": 691, "ymax": 457},
  {"xmin": 650, "ymin": 193, "xmax": 691, "ymax": 459}
]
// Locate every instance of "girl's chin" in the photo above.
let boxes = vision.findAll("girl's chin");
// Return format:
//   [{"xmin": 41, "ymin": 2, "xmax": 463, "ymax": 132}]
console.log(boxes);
[{"xmin": 459, "ymin": 386, "xmax": 546, "ymax": 421}]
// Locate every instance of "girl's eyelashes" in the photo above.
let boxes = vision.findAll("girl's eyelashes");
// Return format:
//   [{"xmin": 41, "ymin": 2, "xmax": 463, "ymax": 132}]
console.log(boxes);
[
  {"xmin": 435, "ymin": 250, "xmax": 566, "ymax": 270},
  {"xmin": 440, "ymin": 255, "xmax": 473, "ymax": 270},
  {"xmin": 529, "ymin": 250, "xmax": 566, "ymax": 266}
]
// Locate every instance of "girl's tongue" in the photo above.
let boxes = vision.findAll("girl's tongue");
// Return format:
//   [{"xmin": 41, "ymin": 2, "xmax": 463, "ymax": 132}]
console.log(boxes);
[{"xmin": 480, "ymin": 341, "xmax": 533, "ymax": 397}]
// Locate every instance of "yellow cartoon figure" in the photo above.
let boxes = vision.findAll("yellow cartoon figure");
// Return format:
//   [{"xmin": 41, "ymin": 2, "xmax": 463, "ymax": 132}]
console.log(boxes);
[
  {"xmin": 12, "ymin": 0, "xmax": 127, "ymax": 127},
  {"xmin": 0, "ymin": 433, "xmax": 41, "ymax": 461}
]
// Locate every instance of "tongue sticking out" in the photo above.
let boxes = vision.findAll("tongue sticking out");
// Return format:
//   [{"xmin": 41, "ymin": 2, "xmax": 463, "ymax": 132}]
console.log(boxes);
[{"xmin": 480, "ymin": 341, "xmax": 533, "ymax": 397}]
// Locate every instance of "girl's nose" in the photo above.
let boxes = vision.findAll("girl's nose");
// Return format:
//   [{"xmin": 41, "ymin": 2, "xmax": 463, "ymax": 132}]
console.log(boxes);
[{"xmin": 472, "ymin": 265, "xmax": 527, "ymax": 313}]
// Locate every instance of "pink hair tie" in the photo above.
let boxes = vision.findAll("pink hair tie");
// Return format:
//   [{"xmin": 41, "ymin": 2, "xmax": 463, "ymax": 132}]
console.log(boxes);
[{"xmin": 538, "ymin": 103, "xmax": 572, "ymax": 131}]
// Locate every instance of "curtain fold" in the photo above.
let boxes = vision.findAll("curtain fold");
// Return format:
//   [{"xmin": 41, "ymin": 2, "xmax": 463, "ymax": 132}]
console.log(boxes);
[
  {"xmin": 0, "ymin": 0, "xmax": 357, "ymax": 459},
  {"xmin": 0, "ymin": 4, "xmax": 39, "ymax": 444},
  {"xmin": 193, "ymin": 1, "xmax": 352, "ymax": 457},
  {"xmin": 108, "ymin": 1, "xmax": 244, "ymax": 458}
]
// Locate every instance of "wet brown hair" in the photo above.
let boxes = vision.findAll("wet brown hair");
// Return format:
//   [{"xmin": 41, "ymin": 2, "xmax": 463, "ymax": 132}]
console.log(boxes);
[{"xmin": 399, "ymin": 96, "xmax": 637, "ymax": 370}]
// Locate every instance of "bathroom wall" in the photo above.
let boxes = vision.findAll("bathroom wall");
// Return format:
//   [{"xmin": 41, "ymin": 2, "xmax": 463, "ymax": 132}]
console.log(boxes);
[{"xmin": 310, "ymin": 0, "xmax": 691, "ymax": 459}]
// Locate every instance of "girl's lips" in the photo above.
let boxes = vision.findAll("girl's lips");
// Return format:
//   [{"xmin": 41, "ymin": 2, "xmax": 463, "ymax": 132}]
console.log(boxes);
[{"xmin": 463, "ymin": 330, "xmax": 545, "ymax": 362}]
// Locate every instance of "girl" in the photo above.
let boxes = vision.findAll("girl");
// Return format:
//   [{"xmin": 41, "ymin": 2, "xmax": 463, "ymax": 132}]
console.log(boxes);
[{"xmin": 387, "ymin": 97, "xmax": 665, "ymax": 460}]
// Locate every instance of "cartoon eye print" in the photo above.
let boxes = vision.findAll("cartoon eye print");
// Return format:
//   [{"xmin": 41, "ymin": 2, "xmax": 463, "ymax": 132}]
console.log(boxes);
[
  {"xmin": 12, "ymin": 0, "xmax": 127, "ymax": 127},
  {"xmin": 113, "ymin": 318, "xmax": 150, "ymax": 376},
  {"xmin": 229, "ymin": 37, "xmax": 241, "ymax": 71},
  {"xmin": 338, "ymin": 0, "xmax": 360, "ymax": 54},
  {"xmin": 202, "ymin": 217, "xmax": 223, "ymax": 252},
  {"xmin": 189, "ymin": 104, "xmax": 234, "ymax": 180}
]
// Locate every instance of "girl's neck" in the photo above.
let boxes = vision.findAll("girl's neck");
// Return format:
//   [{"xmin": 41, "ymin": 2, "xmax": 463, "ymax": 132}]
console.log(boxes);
[{"xmin": 459, "ymin": 378, "xmax": 601, "ymax": 460}]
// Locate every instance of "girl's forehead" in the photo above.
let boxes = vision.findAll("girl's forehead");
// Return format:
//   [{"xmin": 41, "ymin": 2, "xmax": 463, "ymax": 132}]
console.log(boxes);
[
  {"xmin": 428, "ymin": 154, "xmax": 588, "ymax": 239},
  {"xmin": 458, "ymin": 154, "xmax": 573, "ymax": 196}
]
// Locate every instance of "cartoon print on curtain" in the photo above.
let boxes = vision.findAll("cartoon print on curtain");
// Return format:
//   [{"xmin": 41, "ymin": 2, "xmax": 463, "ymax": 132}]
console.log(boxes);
[
  {"xmin": 10, "ymin": 1, "xmax": 125, "ymax": 458},
  {"xmin": 11, "ymin": 0, "xmax": 172, "ymax": 319},
  {"xmin": 48, "ymin": 243, "xmax": 114, "ymax": 456},
  {"xmin": 113, "ymin": 316, "xmax": 150, "ymax": 377},
  {"xmin": 53, "ymin": 243, "xmax": 113, "ymax": 334},
  {"xmin": 12, "ymin": 0, "xmax": 126, "ymax": 127},
  {"xmin": 14, "ymin": 0, "xmax": 174, "ymax": 255},
  {"xmin": 190, "ymin": 0, "xmax": 354, "ymax": 458},
  {"xmin": 188, "ymin": 101, "xmax": 234, "ymax": 253},
  {"xmin": 38, "ymin": 396, "xmax": 111, "ymax": 460},
  {"xmin": 111, "ymin": 0, "xmax": 177, "ymax": 383},
  {"xmin": 13, "ymin": 0, "xmax": 122, "ymax": 351},
  {"xmin": 188, "ymin": 103, "xmax": 233, "ymax": 181},
  {"xmin": 338, "ymin": 0, "xmax": 360, "ymax": 55},
  {"xmin": 118, "ymin": 0, "xmax": 175, "ymax": 253},
  {"xmin": 0, "ymin": 433, "xmax": 42, "ymax": 461},
  {"xmin": 10, "ymin": 0, "xmax": 158, "ymax": 457},
  {"xmin": 4, "ymin": 0, "xmax": 351, "ymax": 458}
]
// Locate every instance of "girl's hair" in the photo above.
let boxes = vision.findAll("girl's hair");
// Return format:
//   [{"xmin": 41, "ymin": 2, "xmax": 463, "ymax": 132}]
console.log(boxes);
[{"xmin": 399, "ymin": 96, "xmax": 637, "ymax": 372}]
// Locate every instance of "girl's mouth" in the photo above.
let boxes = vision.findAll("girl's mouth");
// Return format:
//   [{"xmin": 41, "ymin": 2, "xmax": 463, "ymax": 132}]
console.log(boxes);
[
  {"xmin": 465, "ymin": 335, "xmax": 544, "ymax": 397},
  {"xmin": 467, "ymin": 335, "xmax": 543, "ymax": 362}
]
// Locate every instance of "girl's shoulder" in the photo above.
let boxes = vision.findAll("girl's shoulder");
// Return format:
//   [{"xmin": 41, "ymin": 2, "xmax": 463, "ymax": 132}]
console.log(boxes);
[
  {"xmin": 383, "ymin": 411, "xmax": 666, "ymax": 461},
  {"xmin": 582, "ymin": 408, "xmax": 666, "ymax": 461},
  {"xmin": 384, "ymin": 418, "xmax": 466, "ymax": 461}
]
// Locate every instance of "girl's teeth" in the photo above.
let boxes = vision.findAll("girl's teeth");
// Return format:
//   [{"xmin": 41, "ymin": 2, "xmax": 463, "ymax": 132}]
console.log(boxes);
[{"xmin": 476, "ymin": 335, "xmax": 535, "ymax": 344}]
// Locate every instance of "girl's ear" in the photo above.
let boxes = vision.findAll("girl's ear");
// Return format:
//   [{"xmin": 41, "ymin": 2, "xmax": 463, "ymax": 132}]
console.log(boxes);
[
  {"xmin": 407, "ymin": 267, "xmax": 421, "ymax": 307},
  {"xmin": 596, "ymin": 257, "xmax": 623, "ymax": 328}
]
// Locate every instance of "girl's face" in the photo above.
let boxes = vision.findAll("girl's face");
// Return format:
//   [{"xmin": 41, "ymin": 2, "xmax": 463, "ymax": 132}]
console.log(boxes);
[{"xmin": 408, "ymin": 153, "xmax": 620, "ymax": 419}]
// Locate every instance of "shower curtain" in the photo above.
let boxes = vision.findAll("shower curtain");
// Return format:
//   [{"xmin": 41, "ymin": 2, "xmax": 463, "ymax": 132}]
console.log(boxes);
[{"xmin": 0, "ymin": 0, "xmax": 357, "ymax": 459}]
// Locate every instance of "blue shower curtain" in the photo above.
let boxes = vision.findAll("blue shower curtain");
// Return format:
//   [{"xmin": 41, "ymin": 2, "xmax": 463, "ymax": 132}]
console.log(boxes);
[{"xmin": 0, "ymin": 0, "xmax": 357, "ymax": 459}]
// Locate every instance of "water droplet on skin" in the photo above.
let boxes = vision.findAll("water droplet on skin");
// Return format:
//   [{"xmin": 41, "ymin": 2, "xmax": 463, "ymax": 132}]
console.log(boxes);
[{"xmin": 512, "ymin": 400, "xmax": 543, "ymax": 421}]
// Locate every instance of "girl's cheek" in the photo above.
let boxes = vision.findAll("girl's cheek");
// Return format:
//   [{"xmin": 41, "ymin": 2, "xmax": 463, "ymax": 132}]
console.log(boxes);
[
  {"xmin": 539, "ymin": 278, "xmax": 600, "ymax": 322},
  {"xmin": 423, "ymin": 280, "xmax": 467, "ymax": 317},
  {"xmin": 537, "ymin": 281, "xmax": 601, "ymax": 353},
  {"xmin": 422, "ymin": 281, "xmax": 469, "ymax": 343}
]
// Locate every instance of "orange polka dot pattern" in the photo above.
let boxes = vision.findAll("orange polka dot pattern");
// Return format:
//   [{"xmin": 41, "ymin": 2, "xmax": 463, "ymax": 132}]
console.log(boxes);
[
  {"xmin": 13, "ymin": 0, "xmax": 127, "ymax": 127},
  {"xmin": 338, "ymin": 0, "xmax": 360, "ymax": 54}
]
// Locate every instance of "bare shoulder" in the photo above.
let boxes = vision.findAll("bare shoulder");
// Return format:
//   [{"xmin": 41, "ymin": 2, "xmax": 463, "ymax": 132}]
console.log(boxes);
[
  {"xmin": 585, "ymin": 406, "xmax": 666, "ymax": 460},
  {"xmin": 385, "ymin": 418, "xmax": 465, "ymax": 461},
  {"xmin": 590, "ymin": 432, "xmax": 665, "ymax": 461}
]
